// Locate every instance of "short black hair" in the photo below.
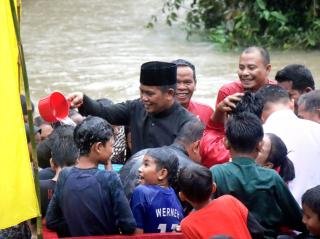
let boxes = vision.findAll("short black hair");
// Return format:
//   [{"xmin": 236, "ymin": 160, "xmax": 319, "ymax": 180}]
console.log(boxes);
[
  {"xmin": 298, "ymin": 90, "xmax": 320, "ymax": 112},
  {"xmin": 242, "ymin": 46, "xmax": 270, "ymax": 65},
  {"xmin": 231, "ymin": 92, "xmax": 264, "ymax": 118},
  {"xmin": 174, "ymin": 119, "xmax": 204, "ymax": 146},
  {"xmin": 226, "ymin": 112, "xmax": 263, "ymax": 153},
  {"xmin": 302, "ymin": 185, "xmax": 320, "ymax": 219},
  {"xmin": 178, "ymin": 164, "xmax": 213, "ymax": 203},
  {"xmin": 256, "ymin": 84, "xmax": 290, "ymax": 107},
  {"xmin": 74, "ymin": 116, "xmax": 114, "ymax": 156},
  {"xmin": 49, "ymin": 125, "xmax": 79, "ymax": 167},
  {"xmin": 275, "ymin": 64, "xmax": 315, "ymax": 91},
  {"xmin": 172, "ymin": 59, "xmax": 196, "ymax": 83},
  {"xmin": 265, "ymin": 133, "xmax": 295, "ymax": 182},
  {"xmin": 145, "ymin": 147, "xmax": 179, "ymax": 186}
]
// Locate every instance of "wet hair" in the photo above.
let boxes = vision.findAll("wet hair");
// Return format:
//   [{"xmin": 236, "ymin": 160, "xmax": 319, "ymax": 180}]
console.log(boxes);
[
  {"xmin": 242, "ymin": 46, "xmax": 270, "ymax": 65},
  {"xmin": 20, "ymin": 95, "xmax": 34, "ymax": 115},
  {"xmin": 256, "ymin": 84, "xmax": 290, "ymax": 107},
  {"xmin": 172, "ymin": 59, "xmax": 196, "ymax": 83},
  {"xmin": 265, "ymin": 133, "xmax": 295, "ymax": 182},
  {"xmin": 302, "ymin": 185, "xmax": 320, "ymax": 219},
  {"xmin": 145, "ymin": 147, "xmax": 179, "ymax": 186},
  {"xmin": 275, "ymin": 64, "xmax": 315, "ymax": 91},
  {"xmin": 178, "ymin": 164, "xmax": 212, "ymax": 203},
  {"xmin": 49, "ymin": 125, "xmax": 78, "ymax": 167},
  {"xmin": 226, "ymin": 112, "xmax": 263, "ymax": 153},
  {"xmin": 298, "ymin": 90, "xmax": 320, "ymax": 112},
  {"xmin": 74, "ymin": 116, "xmax": 114, "ymax": 156},
  {"xmin": 174, "ymin": 119, "xmax": 204, "ymax": 146},
  {"xmin": 231, "ymin": 91, "xmax": 264, "ymax": 118}
]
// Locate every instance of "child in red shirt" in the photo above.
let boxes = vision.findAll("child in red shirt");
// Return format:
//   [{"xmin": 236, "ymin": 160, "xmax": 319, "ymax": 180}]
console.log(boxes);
[{"xmin": 178, "ymin": 164, "xmax": 263, "ymax": 239}]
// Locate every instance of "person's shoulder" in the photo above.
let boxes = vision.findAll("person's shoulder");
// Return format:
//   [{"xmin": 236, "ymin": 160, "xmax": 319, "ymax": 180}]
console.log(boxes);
[
  {"xmin": 210, "ymin": 161, "xmax": 231, "ymax": 172},
  {"xmin": 40, "ymin": 179, "xmax": 56, "ymax": 188},
  {"xmin": 219, "ymin": 80, "xmax": 243, "ymax": 92},
  {"xmin": 189, "ymin": 100, "xmax": 213, "ymax": 110}
]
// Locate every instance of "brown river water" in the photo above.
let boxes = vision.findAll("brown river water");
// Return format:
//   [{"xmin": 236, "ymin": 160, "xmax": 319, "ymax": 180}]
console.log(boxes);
[{"xmin": 21, "ymin": 0, "xmax": 320, "ymax": 109}]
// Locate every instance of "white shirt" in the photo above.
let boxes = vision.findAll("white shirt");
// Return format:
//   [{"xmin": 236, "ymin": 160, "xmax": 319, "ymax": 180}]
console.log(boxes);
[{"xmin": 263, "ymin": 109, "xmax": 320, "ymax": 206}]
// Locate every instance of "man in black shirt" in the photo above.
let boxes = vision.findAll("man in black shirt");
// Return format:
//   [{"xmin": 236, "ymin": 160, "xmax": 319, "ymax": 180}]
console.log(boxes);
[{"xmin": 68, "ymin": 61, "xmax": 196, "ymax": 154}]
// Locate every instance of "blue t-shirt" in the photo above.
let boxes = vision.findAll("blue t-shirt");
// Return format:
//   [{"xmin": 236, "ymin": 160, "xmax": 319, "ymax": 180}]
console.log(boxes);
[{"xmin": 130, "ymin": 185, "xmax": 183, "ymax": 233}]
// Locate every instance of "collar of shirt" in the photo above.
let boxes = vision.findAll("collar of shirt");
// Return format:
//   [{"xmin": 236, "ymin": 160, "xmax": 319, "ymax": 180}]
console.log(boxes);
[{"xmin": 232, "ymin": 157, "xmax": 256, "ymax": 166}]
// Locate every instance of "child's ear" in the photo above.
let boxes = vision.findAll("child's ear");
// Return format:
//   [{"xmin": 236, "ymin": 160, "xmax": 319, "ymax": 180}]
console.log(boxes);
[
  {"xmin": 223, "ymin": 137, "xmax": 230, "ymax": 149},
  {"xmin": 179, "ymin": 191, "xmax": 187, "ymax": 202},
  {"xmin": 158, "ymin": 168, "xmax": 168, "ymax": 181},
  {"xmin": 212, "ymin": 182, "xmax": 217, "ymax": 194},
  {"xmin": 93, "ymin": 142, "xmax": 104, "ymax": 153}
]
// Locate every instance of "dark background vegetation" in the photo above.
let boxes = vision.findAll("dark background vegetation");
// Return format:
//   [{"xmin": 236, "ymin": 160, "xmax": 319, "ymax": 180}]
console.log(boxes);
[{"xmin": 148, "ymin": 0, "xmax": 320, "ymax": 49}]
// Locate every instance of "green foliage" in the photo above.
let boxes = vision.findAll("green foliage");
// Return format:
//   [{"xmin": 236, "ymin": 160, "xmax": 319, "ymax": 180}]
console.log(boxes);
[{"xmin": 151, "ymin": 0, "xmax": 320, "ymax": 49}]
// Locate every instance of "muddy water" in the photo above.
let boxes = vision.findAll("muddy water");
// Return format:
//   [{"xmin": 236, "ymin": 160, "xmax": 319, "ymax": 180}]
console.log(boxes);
[{"xmin": 21, "ymin": 0, "xmax": 320, "ymax": 108}]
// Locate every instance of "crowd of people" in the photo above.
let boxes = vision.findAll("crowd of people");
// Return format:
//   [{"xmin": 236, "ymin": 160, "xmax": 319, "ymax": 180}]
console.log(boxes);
[{"xmin": 2, "ymin": 46, "xmax": 320, "ymax": 239}]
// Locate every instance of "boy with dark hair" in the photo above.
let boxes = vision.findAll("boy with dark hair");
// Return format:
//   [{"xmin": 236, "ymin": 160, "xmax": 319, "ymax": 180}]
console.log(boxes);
[
  {"xmin": 130, "ymin": 147, "xmax": 183, "ymax": 233},
  {"xmin": 211, "ymin": 112, "xmax": 306, "ymax": 238},
  {"xmin": 178, "ymin": 164, "xmax": 254, "ymax": 239},
  {"xmin": 300, "ymin": 185, "xmax": 320, "ymax": 238},
  {"xmin": 46, "ymin": 116, "xmax": 136, "ymax": 237},
  {"xmin": 40, "ymin": 125, "xmax": 78, "ymax": 216}
]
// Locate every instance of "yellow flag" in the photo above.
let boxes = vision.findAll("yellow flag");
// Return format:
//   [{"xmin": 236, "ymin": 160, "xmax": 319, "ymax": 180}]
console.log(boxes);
[{"xmin": 0, "ymin": 0, "xmax": 39, "ymax": 229}]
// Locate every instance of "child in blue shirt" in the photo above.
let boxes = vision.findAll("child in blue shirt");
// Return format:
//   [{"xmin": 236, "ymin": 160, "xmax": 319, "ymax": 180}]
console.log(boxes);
[{"xmin": 130, "ymin": 147, "xmax": 183, "ymax": 233}]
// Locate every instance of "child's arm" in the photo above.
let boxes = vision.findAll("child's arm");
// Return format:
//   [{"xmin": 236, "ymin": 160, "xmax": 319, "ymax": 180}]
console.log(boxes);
[{"xmin": 107, "ymin": 172, "xmax": 136, "ymax": 234}]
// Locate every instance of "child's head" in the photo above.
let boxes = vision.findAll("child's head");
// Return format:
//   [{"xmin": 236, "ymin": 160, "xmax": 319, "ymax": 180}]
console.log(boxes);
[
  {"xmin": 49, "ymin": 125, "xmax": 79, "ymax": 168},
  {"xmin": 177, "ymin": 164, "xmax": 214, "ymax": 206},
  {"xmin": 256, "ymin": 133, "xmax": 295, "ymax": 182},
  {"xmin": 139, "ymin": 147, "xmax": 179, "ymax": 187},
  {"xmin": 302, "ymin": 185, "xmax": 320, "ymax": 236},
  {"xmin": 74, "ymin": 116, "xmax": 114, "ymax": 159},
  {"xmin": 225, "ymin": 112, "xmax": 263, "ymax": 155}
]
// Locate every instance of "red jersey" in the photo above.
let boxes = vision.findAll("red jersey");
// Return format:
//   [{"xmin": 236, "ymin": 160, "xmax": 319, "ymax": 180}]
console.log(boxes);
[{"xmin": 181, "ymin": 195, "xmax": 252, "ymax": 239}]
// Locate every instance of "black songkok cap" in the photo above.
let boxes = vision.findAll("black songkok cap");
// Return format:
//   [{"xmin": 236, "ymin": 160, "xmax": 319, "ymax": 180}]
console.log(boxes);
[{"xmin": 140, "ymin": 61, "xmax": 177, "ymax": 86}]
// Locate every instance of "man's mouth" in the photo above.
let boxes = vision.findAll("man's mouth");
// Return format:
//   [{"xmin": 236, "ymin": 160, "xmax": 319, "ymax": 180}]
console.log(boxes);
[{"xmin": 175, "ymin": 92, "xmax": 189, "ymax": 99}]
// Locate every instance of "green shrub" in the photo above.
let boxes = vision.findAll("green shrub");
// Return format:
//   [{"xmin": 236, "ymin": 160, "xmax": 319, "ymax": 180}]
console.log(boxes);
[{"xmin": 151, "ymin": 0, "xmax": 320, "ymax": 49}]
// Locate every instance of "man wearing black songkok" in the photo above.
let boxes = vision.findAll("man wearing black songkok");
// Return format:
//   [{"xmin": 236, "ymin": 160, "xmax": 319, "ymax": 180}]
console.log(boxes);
[{"xmin": 68, "ymin": 61, "xmax": 197, "ymax": 154}]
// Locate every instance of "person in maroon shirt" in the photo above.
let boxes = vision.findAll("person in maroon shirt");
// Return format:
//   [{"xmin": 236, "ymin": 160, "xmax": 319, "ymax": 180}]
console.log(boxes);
[{"xmin": 173, "ymin": 59, "xmax": 213, "ymax": 125}]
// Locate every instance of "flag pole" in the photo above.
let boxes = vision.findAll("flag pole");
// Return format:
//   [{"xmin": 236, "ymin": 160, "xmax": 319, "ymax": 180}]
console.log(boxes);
[{"xmin": 9, "ymin": 0, "xmax": 43, "ymax": 238}]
